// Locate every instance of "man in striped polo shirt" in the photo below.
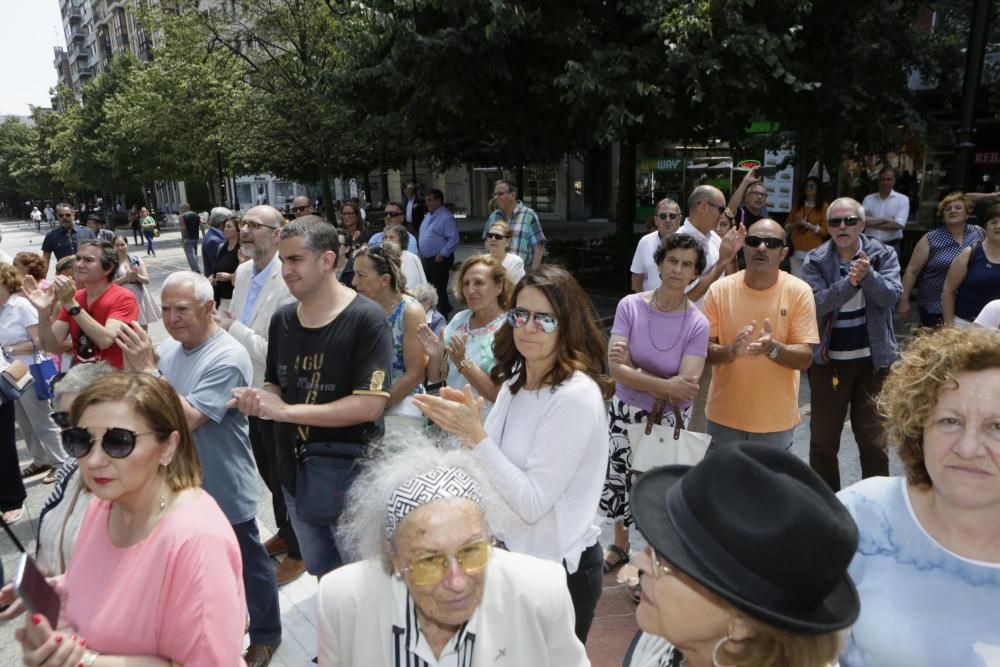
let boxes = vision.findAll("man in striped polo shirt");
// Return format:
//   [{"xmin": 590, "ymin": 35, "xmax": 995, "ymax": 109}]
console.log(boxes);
[{"xmin": 802, "ymin": 197, "xmax": 902, "ymax": 490}]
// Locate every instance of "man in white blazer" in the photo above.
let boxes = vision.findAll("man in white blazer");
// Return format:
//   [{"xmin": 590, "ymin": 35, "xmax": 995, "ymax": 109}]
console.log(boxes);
[{"xmin": 217, "ymin": 204, "xmax": 302, "ymax": 585}]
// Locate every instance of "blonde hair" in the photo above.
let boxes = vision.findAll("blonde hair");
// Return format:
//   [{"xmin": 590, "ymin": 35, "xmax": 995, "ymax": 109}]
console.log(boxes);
[
  {"xmin": 936, "ymin": 191, "xmax": 973, "ymax": 219},
  {"xmin": 718, "ymin": 614, "xmax": 846, "ymax": 667},
  {"xmin": 878, "ymin": 325, "xmax": 1000, "ymax": 489},
  {"xmin": 70, "ymin": 373, "xmax": 202, "ymax": 491}
]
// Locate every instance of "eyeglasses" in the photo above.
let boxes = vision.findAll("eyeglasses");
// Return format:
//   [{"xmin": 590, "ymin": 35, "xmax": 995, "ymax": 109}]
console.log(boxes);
[
  {"xmin": 383, "ymin": 211, "xmax": 403, "ymax": 218},
  {"xmin": 745, "ymin": 235, "xmax": 785, "ymax": 250},
  {"xmin": 508, "ymin": 307, "xmax": 559, "ymax": 333},
  {"xmin": 240, "ymin": 220, "xmax": 277, "ymax": 231},
  {"xmin": 647, "ymin": 546, "xmax": 673, "ymax": 580},
  {"xmin": 657, "ymin": 212, "xmax": 681, "ymax": 221},
  {"xmin": 61, "ymin": 426, "xmax": 156, "ymax": 459},
  {"xmin": 493, "ymin": 190, "xmax": 511, "ymax": 197},
  {"xmin": 291, "ymin": 206, "xmax": 309, "ymax": 213},
  {"xmin": 828, "ymin": 216, "xmax": 861, "ymax": 228},
  {"xmin": 485, "ymin": 232, "xmax": 506, "ymax": 240},
  {"xmin": 49, "ymin": 411, "xmax": 71, "ymax": 430},
  {"xmin": 748, "ymin": 190, "xmax": 768, "ymax": 198},
  {"xmin": 399, "ymin": 538, "xmax": 491, "ymax": 586}
]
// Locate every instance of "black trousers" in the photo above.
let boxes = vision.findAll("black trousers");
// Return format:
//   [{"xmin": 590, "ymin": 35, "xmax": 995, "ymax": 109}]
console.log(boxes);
[
  {"xmin": 249, "ymin": 415, "xmax": 301, "ymax": 559},
  {"xmin": 0, "ymin": 401, "xmax": 26, "ymax": 512},
  {"xmin": 421, "ymin": 254, "xmax": 454, "ymax": 317},
  {"xmin": 565, "ymin": 541, "xmax": 603, "ymax": 644}
]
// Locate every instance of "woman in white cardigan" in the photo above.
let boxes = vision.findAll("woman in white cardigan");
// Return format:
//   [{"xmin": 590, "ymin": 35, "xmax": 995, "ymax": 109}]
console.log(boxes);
[
  {"xmin": 317, "ymin": 439, "xmax": 588, "ymax": 667},
  {"xmin": 415, "ymin": 264, "xmax": 615, "ymax": 643}
]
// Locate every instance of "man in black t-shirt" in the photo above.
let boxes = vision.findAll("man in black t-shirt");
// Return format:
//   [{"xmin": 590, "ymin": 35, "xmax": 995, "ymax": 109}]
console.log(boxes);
[
  {"xmin": 179, "ymin": 203, "xmax": 202, "ymax": 272},
  {"xmin": 232, "ymin": 215, "xmax": 393, "ymax": 577}
]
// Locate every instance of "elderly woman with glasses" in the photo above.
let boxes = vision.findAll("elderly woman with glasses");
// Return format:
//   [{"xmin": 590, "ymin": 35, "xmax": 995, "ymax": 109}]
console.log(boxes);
[
  {"xmin": 414, "ymin": 265, "xmax": 615, "ymax": 643},
  {"xmin": 317, "ymin": 439, "xmax": 588, "ymax": 666},
  {"xmin": 484, "ymin": 220, "xmax": 525, "ymax": 287},
  {"xmin": 630, "ymin": 198, "xmax": 683, "ymax": 293},
  {"xmin": 624, "ymin": 441, "xmax": 859, "ymax": 667},
  {"xmin": 898, "ymin": 192, "xmax": 986, "ymax": 327},
  {"xmin": 8, "ymin": 372, "xmax": 247, "ymax": 666}
]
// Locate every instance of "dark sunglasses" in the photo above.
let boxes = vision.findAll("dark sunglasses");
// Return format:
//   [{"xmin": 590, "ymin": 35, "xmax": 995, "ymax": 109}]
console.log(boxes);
[
  {"xmin": 61, "ymin": 426, "xmax": 156, "ymax": 459},
  {"xmin": 657, "ymin": 212, "xmax": 681, "ymax": 221},
  {"xmin": 291, "ymin": 205, "xmax": 309, "ymax": 213},
  {"xmin": 745, "ymin": 235, "xmax": 785, "ymax": 250},
  {"xmin": 828, "ymin": 216, "xmax": 862, "ymax": 228},
  {"xmin": 508, "ymin": 307, "xmax": 559, "ymax": 333},
  {"xmin": 49, "ymin": 411, "xmax": 71, "ymax": 430},
  {"xmin": 383, "ymin": 211, "xmax": 403, "ymax": 218},
  {"xmin": 485, "ymin": 232, "xmax": 506, "ymax": 240},
  {"xmin": 706, "ymin": 202, "xmax": 734, "ymax": 220}
]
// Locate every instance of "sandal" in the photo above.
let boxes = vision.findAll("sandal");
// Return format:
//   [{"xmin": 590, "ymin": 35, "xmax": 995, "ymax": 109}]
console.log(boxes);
[
  {"xmin": 42, "ymin": 471, "xmax": 58, "ymax": 484},
  {"xmin": 2, "ymin": 508, "xmax": 23, "ymax": 525},
  {"xmin": 20, "ymin": 462, "xmax": 51, "ymax": 479},
  {"xmin": 603, "ymin": 543, "xmax": 630, "ymax": 573}
]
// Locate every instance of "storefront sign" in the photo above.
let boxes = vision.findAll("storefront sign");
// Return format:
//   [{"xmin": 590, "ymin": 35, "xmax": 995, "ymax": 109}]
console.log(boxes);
[
  {"xmin": 974, "ymin": 150, "xmax": 1000, "ymax": 165},
  {"xmin": 638, "ymin": 158, "xmax": 684, "ymax": 172}
]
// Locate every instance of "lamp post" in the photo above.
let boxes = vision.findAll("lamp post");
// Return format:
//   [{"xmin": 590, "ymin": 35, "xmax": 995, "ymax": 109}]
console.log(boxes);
[
  {"xmin": 951, "ymin": 0, "xmax": 993, "ymax": 192},
  {"xmin": 216, "ymin": 142, "xmax": 228, "ymax": 208}
]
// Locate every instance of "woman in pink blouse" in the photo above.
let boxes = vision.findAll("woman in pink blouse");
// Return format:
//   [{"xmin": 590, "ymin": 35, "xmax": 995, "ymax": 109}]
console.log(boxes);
[{"xmin": 14, "ymin": 373, "xmax": 246, "ymax": 666}]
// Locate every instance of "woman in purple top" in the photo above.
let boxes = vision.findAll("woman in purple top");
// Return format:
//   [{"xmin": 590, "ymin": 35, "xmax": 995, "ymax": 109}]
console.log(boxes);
[{"xmin": 600, "ymin": 234, "xmax": 709, "ymax": 582}]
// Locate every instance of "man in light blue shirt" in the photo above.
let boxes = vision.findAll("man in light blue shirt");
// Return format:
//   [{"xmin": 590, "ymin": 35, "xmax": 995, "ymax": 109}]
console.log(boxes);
[{"xmin": 417, "ymin": 189, "xmax": 459, "ymax": 316}]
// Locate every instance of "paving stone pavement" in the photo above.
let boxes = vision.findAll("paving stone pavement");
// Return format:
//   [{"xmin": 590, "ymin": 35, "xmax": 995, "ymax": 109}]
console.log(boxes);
[{"xmin": 0, "ymin": 218, "xmax": 906, "ymax": 666}]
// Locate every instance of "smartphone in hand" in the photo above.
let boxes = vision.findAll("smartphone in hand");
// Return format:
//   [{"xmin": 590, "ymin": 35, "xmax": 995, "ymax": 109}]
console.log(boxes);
[{"xmin": 14, "ymin": 554, "xmax": 60, "ymax": 628}]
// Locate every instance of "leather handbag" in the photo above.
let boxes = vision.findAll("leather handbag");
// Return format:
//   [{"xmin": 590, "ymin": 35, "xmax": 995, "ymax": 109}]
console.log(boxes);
[
  {"xmin": 629, "ymin": 399, "xmax": 712, "ymax": 473},
  {"xmin": 293, "ymin": 441, "xmax": 364, "ymax": 523},
  {"xmin": 0, "ymin": 358, "xmax": 33, "ymax": 405}
]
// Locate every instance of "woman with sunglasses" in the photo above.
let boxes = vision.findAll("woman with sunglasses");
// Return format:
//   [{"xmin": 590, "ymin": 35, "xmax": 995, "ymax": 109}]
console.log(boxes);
[
  {"xmin": 414, "ymin": 265, "xmax": 614, "ymax": 643},
  {"xmin": 631, "ymin": 198, "xmax": 683, "ymax": 293},
  {"xmin": 417, "ymin": 255, "xmax": 510, "ymax": 416},
  {"xmin": 941, "ymin": 203, "xmax": 1000, "ymax": 326},
  {"xmin": 899, "ymin": 192, "xmax": 986, "ymax": 327},
  {"xmin": 484, "ymin": 220, "xmax": 525, "ymax": 286},
  {"xmin": 601, "ymin": 234, "xmax": 709, "ymax": 590},
  {"xmin": 623, "ymin": 441, "xmax": 858, "ymax": 667},
  {"xmin": 786, "ymin": 177, "xmax": 829, "ymax": 277},
  {"xmin": 317, "ymin": 438, "xmax": 588, "ymax": 666},
  {"xmin": 12, "ymin": 372, "xmax": 247, "ymax": 666},
  {"xmin": 353, "ymin": 244, "xmax": 427, "ymax": 430}
]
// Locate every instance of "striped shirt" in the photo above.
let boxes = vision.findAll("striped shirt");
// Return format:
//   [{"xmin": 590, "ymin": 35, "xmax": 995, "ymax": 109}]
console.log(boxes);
[
  {"xmin": 828, "ymin": 259, "xmax": 871, "ymax": 363},
  {"xmin": 392, "ymin": 585, "xmax": 477, "ymax": 666}
]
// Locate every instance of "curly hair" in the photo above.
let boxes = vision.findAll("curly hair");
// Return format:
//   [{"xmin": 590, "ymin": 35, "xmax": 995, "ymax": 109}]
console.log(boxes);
[
  {"xmin": 13, "ymin": 251, "xmax": 46, "ymax": 281},
  {"xmin": 452, "ymin": 254, "xmax": 513, "ymax": 310},
  {"xmin": 0, "ymin": 263, "xmax": 24, "ymax": 293},
  {"xmin": 878, "ymin": 325, "xmax": 1000, "ymax": 489},
  {"xmin": 653, "ymin": 233, "xmax": 707, "ymax": 276},
  {"xmin": 490, "ymin": 264, "xmax": 614, "ymax": 399},
  {"xmin": 936, "ymin": 191, "xmax": 973, "ymax": 219}
]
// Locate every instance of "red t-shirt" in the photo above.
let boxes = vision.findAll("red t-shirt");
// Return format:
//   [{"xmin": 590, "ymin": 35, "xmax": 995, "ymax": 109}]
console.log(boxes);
[{"xmin": 57, "ymin": 284, "xmax": 139, "ymax": 369}]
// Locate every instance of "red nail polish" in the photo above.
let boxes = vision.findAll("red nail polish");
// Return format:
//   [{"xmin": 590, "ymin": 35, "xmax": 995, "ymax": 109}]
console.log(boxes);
[
  {"xmin": 31, "ymin": 614, "xmax": 41, "ymax": 625},
  {"xmin": 55, "ymin": 635, "xmax": 63, "ymax": 644},
  {"xmin": 78, "ymin": 662, "xmax": 84, "ymax": 667},
  {"xmin": 80, "ymin": 639, "xmax": 87, "ymax": 648}
]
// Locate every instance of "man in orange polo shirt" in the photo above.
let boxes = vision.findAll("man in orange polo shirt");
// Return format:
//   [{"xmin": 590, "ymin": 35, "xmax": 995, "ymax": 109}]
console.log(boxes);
[{"xmin": 703, "ymin": 219, "xmax": 818, "ymax": 448}]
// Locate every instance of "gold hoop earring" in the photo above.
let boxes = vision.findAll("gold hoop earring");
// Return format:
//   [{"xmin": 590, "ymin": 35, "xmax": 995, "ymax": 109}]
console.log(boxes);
[{"xmin": 712, "ymin": 635, "xmax": 733, "ymax": 667}]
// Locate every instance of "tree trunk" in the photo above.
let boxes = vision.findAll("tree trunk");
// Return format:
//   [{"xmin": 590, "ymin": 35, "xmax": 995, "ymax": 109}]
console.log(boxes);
[
  {"xmin": 318, "ymin": 162, "xmax": 333, "ymax": 222},
  {"xmin": 379, "ymin": 147, "xmax": 389, "ymax": 207},
  {"xmin": 615, "ymin": 136, "xmax": 637, "ymax": 248}
]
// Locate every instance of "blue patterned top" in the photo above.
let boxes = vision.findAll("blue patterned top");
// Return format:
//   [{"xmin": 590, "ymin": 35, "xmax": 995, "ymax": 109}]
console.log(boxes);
[
  {"xmin": 388, "ymin": 294, "xmax": 425, "ymax": 397},
  {"xmin": 443, "ymin": 309, "xmax": 506, "ymax": 417},
  {"xmin": 917, "ymin": 224, "xmax": 985, "ymax": 314},
  {"xmin": 838, "ymin": 477, "xmax": 1000, "ymax": 666}
]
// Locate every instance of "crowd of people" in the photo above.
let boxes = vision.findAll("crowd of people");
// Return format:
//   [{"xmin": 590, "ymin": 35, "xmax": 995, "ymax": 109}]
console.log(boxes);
[{"xmin": 0, "ymin": 171, "xmax": 997, "ymax": 667}]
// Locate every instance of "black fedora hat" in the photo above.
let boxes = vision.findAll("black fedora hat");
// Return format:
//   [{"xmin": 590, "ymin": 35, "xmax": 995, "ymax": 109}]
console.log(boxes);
[{"xmin": 631, "ymin": 441, "xmax": 860, "ymax": 633}]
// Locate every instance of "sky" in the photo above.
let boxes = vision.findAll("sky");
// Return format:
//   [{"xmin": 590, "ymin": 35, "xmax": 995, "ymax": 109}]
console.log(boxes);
[{"xmin": 0, "ymin": 1, "xmax": 66, "ymax": 116}]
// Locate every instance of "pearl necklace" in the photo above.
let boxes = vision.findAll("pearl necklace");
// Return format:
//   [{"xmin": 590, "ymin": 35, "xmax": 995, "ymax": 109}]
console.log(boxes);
[{"xmin": 646, "ymin": 289, "xmax": 690, "ymax": 352}]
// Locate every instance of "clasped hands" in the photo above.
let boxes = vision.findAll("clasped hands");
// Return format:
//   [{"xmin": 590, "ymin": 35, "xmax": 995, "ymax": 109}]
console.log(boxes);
[
  {"xmin": 412, "ymin": 385, "xmax": 486, "ymax": 448},
  {"xmin": 730, "ymin": 319, "xmax": 779, "ymax": 359}
]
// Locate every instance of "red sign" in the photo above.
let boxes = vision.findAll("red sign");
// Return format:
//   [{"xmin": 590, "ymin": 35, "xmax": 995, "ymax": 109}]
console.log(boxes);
[
  {"xmin": 737, "ymin": 160, "xmax": 761, "ymax": 169},
  {"xmin": 974, "ymin": 150, "xmax": 1000, "ymax": 165}
]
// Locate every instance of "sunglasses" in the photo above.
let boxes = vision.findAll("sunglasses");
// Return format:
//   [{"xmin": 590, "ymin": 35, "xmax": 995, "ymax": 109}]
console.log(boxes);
[
  {"xmin": 657, "ymin": 212, "xmax": 681, "ymax": 221},
  {"xmin": 828, "ymin": 216, "xmax": 862, "ymax": 228},
  {"xmin": 49, "ymin": 411, "xmax": 71, "ymax": 430},
  {"xmin": 508, "ymin": 307, "xmax": 559, "ymax": 333},
  {"xmin": 745, "ymin": 235, "xmax": 785, "ymax": 250},
  {"xmin": 291, "ymin": 206, "xmax": 309, "ymax": 213},
  {"xmin": 485, "ymin": 232, "xmax": 506, "ymax": 240},
  {"xmin": 61, "ymin": 426, "xmax": 156, "ymax": 459},
  {"xmin": 399, "ymin": 538, "xmax": 491, "ymax": 586},
  {"xmin": 706, "ymin": 202, "xmax": 734, "ymax": 220},
  {"xmin": 383, "ymin": 211, "xmax": 403, "ymax": 218}
]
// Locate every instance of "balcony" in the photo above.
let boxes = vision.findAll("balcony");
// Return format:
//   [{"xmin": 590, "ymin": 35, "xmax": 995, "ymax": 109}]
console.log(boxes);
[
  {"xmin": 69, "ymin": 27, "xmax": 85, "ymax": 43},
  {"xmin": 53, "ymin": 47, "xmax": 68, "ymax": 69},
  {"xmin": 67, "ymin": 4, "xmax": 83, "ymax": 23},
  {"xmin": 69, "ymin": 43, "xmax": 90, "ymax": 62},
  {"xmin": 77, "ymin": 64, "xmax": 97, "ymax": 80}
]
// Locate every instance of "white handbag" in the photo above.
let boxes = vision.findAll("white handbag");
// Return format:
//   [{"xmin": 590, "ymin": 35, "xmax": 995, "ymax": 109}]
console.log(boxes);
[{"xmin": 629, "ymin": 400, "xmax": 712, "ymax": 473}]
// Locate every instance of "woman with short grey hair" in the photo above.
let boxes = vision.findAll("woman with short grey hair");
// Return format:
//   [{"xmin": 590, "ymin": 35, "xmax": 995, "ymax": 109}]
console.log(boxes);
[{"xmin": 318, "ymin": 438, "xmax": 588, "ymax": 666}]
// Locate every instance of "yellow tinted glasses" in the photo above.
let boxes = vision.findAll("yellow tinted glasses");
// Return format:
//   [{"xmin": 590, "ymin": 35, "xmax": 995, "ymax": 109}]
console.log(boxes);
[{"xmin": 401, "ymin": 538, "xmax": 491, "ymax": 586}]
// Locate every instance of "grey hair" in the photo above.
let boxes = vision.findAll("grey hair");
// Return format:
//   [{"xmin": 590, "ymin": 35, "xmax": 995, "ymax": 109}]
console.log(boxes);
[
  {"xmin": 656, "ymin": 197, "xmax": 679, "ymax": 211},
  {"xmin": 828, "ymin": 197, "xmax": 866, "ymax": 222},
  {"xmin": 162, "ymin": 270, "xmax": 214, "ymax": 303},
  {"xmin": 53, "ymin": 362, "xmax": 114, "ymax": 405},
  {"xmin": 209, "ymin": 207, "xmax": 233, "ymax": 228},
  {"xmin": 337, "ymin": 432, "xmax": 512, "ymax": 572},
  {"xmin": 280, "ymin": 215, "xmax": 340, "ymax": 255},
  {"xmin": 687, "ymin": 184, "xmax": 723, "ymax": 211},
  {"xmin": 412, "ymin": 283, "xmax": 438, "ymax": 308}
]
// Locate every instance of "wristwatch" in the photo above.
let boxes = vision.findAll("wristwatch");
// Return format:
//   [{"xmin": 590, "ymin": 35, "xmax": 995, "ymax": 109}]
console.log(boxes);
[
  {"xmin": 459, "ymin": 358, "xmax": 475, "ymax": 371},
  {"xmin": 767, "ymin": 343, "xmax": 781, "ymax": 360},
  {"xmin": 67, "ymin": 305, "xmax": 82, "ymax": 317}
]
